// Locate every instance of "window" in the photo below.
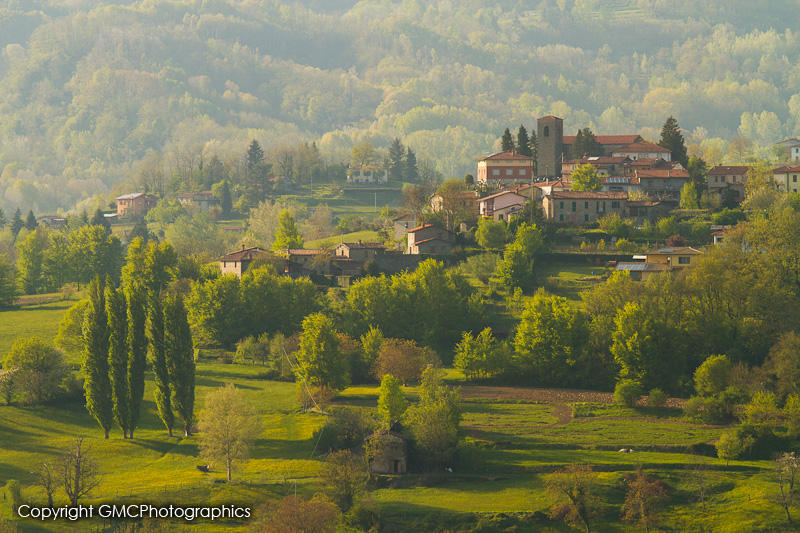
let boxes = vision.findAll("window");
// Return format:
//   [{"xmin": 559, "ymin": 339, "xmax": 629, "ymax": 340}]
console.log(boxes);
[
  {"xmin": 519, "ymin": 168, "xmax": 526, "ymax": 175},
  {"xmin": 611, "ymin": 201, "xmax": 620, "ymax": 208},
  {"xmin": 559, "ymin": 201, "xmax": 564, "ymax": 209},
  {"xmin": 492, "ymin": 169, "xmax": 500, "ymax": 176},
  {"xmin": 571, "ymin": 202, "xmax": 576, "ymax": 212},
  {"xmin": 794, "ymin": 175, "xmax": 797, "ymax": 183},
  {"xmin": 678, "ymin": 257, "xmax": 690, "ymax": 265},
  {"xmin": 559, "ymin": 214, "xmax": 564, "ymax": 221},
  {"xmin": 584, "ymin": 214, "xmax": 589, "ymax": 222},
  {"xmin": 584, "ymin": 201, "xmax": 589, "ymax": 209},
  {"xmin": 544, "ymin": 126, "xmax": 550, "ymax": 137},
  {"xmin": 506, "ymin": 168, "xmax": 513, "ymax": 176}
]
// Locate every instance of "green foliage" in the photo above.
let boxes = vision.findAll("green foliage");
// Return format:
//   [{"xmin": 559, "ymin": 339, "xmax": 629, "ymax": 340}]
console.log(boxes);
[
  {"xmin": 322, "ymin": 450, "xmax": 369, "ymax": 512},
  {"xmin": 164, "ymin": 293, "xmax": 195, "ymax": 437},
  {"xmin": 475, "ymin": 218, "xmax": 507, "ymax": 249},
  {"xmin": 570, "ymin": 164, "xmax": 601, "ymax": 191},
  {"xmin": 454, "ymin": 327, "xmax": 505, "ymax": 380},
  {"xmin": 598, "ymin": 212, "xmax": 632, "ymax": 238},
  {"xmin": 15, "ymin": 228, "xmax": 47, "ymax": 294},
  {"xmin": 295, "ymin": 313, "xmax": 348, "ymax": 394},
  {"xmin": 272, "ymin": 210, "xmax": 304, "ymax": 250},
  {"xmin": 647, "ymin": 388, "xmax": 667, "ymax": 408},
  {"xmin": 614, "ymin": 379, "xmax": 643, "ymax": 408},
  {"xmin": 495, "ymin": 222, "xmax": 544, "ymax": 291},
  {"xmin": 515, "ymin": 125, "xmax": 532, "ymax": 157},
  {"xmin": 371, "ymin": 338, "xmax": 434, "ymax": 384},
  {"xmin": 147, "ymin": 291, "xmax": 173, "ymax": 435},
  {"xmin": 82, "ymin": 276, "xmax": 113, "ymax": 437},
  {"xmin": 459, "ymin": 252, "xmax": 500, "ymax": 284},
  {"xmin": 345, "ymin": 259, "xmax": 476, "ymax": 354},
  {"xmin": 765, "ymin": 332, "xmax": 800, "ymax": 399},
  {"xmin": 377, "ymin": 375, "xmax": 408, "ymax": 428},
  {"xmin": 360, "ymin": 326, "xmax": 384, "ymax": 371},
  {"xmin": 405, "ymin": 367, "xmax": 461, "ymax": 469},
  {"xmin": 3, "ymin": 337, "xmax": 66, "ymax": 405},
  {"xmin": 680, "ymin": 182, "xmax": 700, "ymax": 209},
  {"xmin": 513, "ymin": 290, "xmax": 590, "ymax": 387},
  {"xmin": 694, "ymin": 354, "xmax": 732, "ymax": 397},
  {"xmin": 500, "ymin": 128, "xmax": 514, "ymax": 152},
  {"xmin": 659, "ymin": 116, "xmax": 688, "ymax": 167},
  {"xmin": 0, "ymin": 257, "xmax": 17, "ymax": 308},
  {"xmin": 126, "ymin": 288, "xmax": 147, "ymax": 438},
  {"xmin": 106, "ymin": 282, "xmax": 130, "ymax": 437},
  {"xmin": 571, "ymin": 128, "xmax": 603, "ymax": 158},
  {"xmin": 315, "ymin": 406, "xmax": 377, "ymax": 453},
  {"xmin": 716, "ymin": 427, "xmax": 753, "ymax": 463}
]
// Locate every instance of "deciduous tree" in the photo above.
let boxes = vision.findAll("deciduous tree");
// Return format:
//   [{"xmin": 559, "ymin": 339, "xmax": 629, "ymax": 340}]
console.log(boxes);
[
  {"xmin": 199, "ymin": 383, "xmax": 262, "ymax": 481},
  {"xmin": 60, "ymin": 438, "xmax": 99, "ymax": 506},
  {"xmin": 622, "ymin": 470, "xmax": 669, "ymax": 533},
  {"xmin": 546, "ymin": 464, "xmax": 600, "ymax": 533},
  {"xmin": 377, "ymin": 374, "xmax": 407, "ymax": 428}
]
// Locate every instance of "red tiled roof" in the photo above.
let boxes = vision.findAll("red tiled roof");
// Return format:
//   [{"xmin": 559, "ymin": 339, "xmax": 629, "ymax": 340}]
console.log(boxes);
[
  {"xmin": 339, "ymin": 242, "xmax": 385, "ymax": 249},
  {"xmin": 538, "ymin": 115, "xmax": 562, "ymax": 120},
  {"xmin": 476, "ymin": 151, "xmax": 534, "ymax": 162},
  {"xmin": 276, "ymin": 248, "xmax": 327, "ymax": 256},
  {"xmin": 708, "ymin": 165, "xmax": 749, "ymax": 176},
  {"xmin": 773, "ymin": 165, "xmax": 800, "ymax": 173},
  {"xmin": 635, "ymin": 168, "xmax": 689, "ymax": 178},
  {"xmin": 614, "ymin": 141, "xmax": 670, "ymax": 153},
  {"xmin": 548, "ymin": 191, "xmax": 627, "ymax": 199},
  {"xmin": 562, "ymin": 134, "xmax": 642, "ymax": 145},
  {"xmin": 220, "ymin": 246, "xmax": 269, "ymax": 261},
  {"xmin": 415, "ymin": 237, "xmax": 452, "ymax": 245},
  {"xmin": 564, "ymin": 156, "xmax": 631, "ymax": 165}
]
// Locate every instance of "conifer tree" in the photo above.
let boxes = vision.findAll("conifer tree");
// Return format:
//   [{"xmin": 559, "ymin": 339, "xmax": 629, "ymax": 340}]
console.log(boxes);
[
  {"xmin": 529, "ymin": 131, "xmax": 538, "ymax": 174},
  {"xmin": 105, "ymin": 280, "xmax": 129, "ymax": 437},
  {"xmin": 82, "ymin": 277, "xmax": 113, "ymax": 438},
  {"xmin": 126, "ymin": 287, "xmax": 147, "ymax": 439},
  {"xmin": 388, "ymin": 138, "xmax": 405, "ymax": 181},
  {"xmin": 91, "ymin": 208, "xmax": 110, "ymax": 233},
  {"xmin": 24, "ymin": 210, "xmax": 37, "ymax": 230},
  {"xmin": 165, "ymin": 293, "xmax": 195, "ymax": 437},
  {"xmin": 516, "ymin": 125, "xmax": 532, "ymax": 156},
  {"xmin": 0, "ymin": 208, "xmax": 5, "ymax": 229},
  {"xmin": 220, "ymin": 179, "xmax": 232, "ymax": 217},
  {"xmin": 148, "ymin": 291, "xmax": 173, "ymax": 435},
  {"xmin": 501, "ymin": 128, "xmax": 515, "ymax": 152},
  {"xmin": 404, "ymin": 147, "xmax": 418, "ymax": 182},
  {"xmin": 659, "ymin": 116, "xmax": 688, "ymax": 167},
  {"xmin": 11, "ymin": 208, "xmax": 23, "ymax": 237}
]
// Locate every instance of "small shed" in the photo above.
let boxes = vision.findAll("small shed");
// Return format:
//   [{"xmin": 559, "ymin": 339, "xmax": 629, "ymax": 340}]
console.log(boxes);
[{"xmin": 366, "ymin": 430, "xmax": 407, "ymax": 475}]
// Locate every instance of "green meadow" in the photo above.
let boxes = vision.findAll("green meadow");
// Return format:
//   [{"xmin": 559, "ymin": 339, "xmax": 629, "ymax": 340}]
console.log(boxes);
[{"xmin": 0, "ymin": 299, "xmax": 792, "ymax": 532}]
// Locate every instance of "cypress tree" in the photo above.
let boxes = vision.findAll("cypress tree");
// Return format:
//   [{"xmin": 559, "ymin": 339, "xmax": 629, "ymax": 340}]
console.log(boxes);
[
  {"xmin": 501, "ymin": 128, "xmax": 515, "ymax": 152},
  {"xmin": 516, "ymin": 125, "xmax": 532, "ymax": 156},
  {"xmin": 658, "ymin": 116, "xmax": 688, "ymax": 168},
  {"xmin": 82, "ymin": 276, "xmax": 113, "ymax": 438},
  {"xmin": 106, "ymin": 280, "xmax": 129, "ymax": 438},
  {"xmin": 220, "ymin": 180, "xmax": 232, "ymax": 217},
  {"xmin": 165, "ymin": 293, "xmax": 195, "ymax": 437},
  {"xmin": 24, "ymin": 210, "xmax": 37, "ymax": 230},
  {"xmin": 529, "ymin": 131, "xmax": 538, "ymax": 174},
  {"xmin": 11, "ymin": 208, "xmax": 23, "ymax": 237},
  {"xmin": 148, "ymin": 291, "xmax": 173, "ymax": 436},
  {"xmin": 0, "ymin": 207, "xmax": 5, "ymax": 228},
  {"xmin": 126, "ymin": 287, "xmax": 147, "ymax": 439},
  {"xmin": 404, "ymin": 147, "xmax": 418, "ymax": 182},
  {"xmin": 388, "ymin": 138, "xmax": 405, "ymax": 181}
]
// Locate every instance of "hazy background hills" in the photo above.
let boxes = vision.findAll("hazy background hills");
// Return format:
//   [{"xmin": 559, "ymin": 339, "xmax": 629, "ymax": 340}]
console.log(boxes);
[{"xmin": 1, "ymin": 0, "xmax": 800, "ymax": 212}]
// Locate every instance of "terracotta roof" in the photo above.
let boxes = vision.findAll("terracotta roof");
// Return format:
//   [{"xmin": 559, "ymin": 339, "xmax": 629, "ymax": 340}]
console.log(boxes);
[
  {"xmin": 408, "ymin": 223, "xmax": 451, "ymax": 234},
  {"xmin": 614, "ymin": 141, "xmax": 670, "ymax": 153},
  {"xmin": 479, "ymin": 190, "xmax": 527, "ymax": 202},
  {"xmin": 534, "ymin": 179, "xmax": 571, "ymax": 188},
  {"xmin": 548, "ymin": 191, "xmax": 627, "ymax": 199},
  {"xmin": 220, "ymin": 246, "xmax": 269, "ymax": 261},
  {"xmin": 635, "ymin": 168, "xmax": 689, "ymax": 179},
  {"xmin": 339, "ymin": 242, "xmax": 385, "ymax": 249},
  {"xmin": 538, "ymin": 115, "xmax": 562, "ymax": 120},
  {"xmin": 708, "ymin": 165, "xmax": 749, "ymax": 176},
  {"xmin": 564, "ymin": 156, "xmax": 631, "ymax": 165},
  {"xmin": 563, "ymin": 134, "xmax": 642, "ymax": 145},
  {"xmin": 646, "ymin": 247, "xmax": 704, "ymax": 255},
  {"xmin": 773, "ymin": 165, "xmax": 800, "ymax": 173},
  {"xmin": 117, "ymin": 192, "xmax": 156, "ymax": 200},
  {"xmin": 476, "ymin": 151, "xmax": 534, "ymax": 162},
  {"xmin": 276, "ymin": 248, "xmax": 327, "ymax": 256}
]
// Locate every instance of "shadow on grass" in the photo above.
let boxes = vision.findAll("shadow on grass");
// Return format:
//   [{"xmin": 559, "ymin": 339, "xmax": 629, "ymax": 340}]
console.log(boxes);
[
  {"xmin": 195, "ymin": 376, "xmax": 261, "ymax": 390},
  {"xmin": 250, "ymin": 437, "xmax": 316, "ymax": 461}
]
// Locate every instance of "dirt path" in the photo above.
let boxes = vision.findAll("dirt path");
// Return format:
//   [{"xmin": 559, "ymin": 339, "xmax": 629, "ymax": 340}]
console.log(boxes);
[{"xmin": 545, "ymin": 403, "xmax": 573, "ymax": 427}]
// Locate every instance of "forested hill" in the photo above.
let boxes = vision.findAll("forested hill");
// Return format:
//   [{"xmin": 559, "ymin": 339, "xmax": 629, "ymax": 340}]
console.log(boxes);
[{"xmin": 2, "ymin": 0, "xmax": 800, "ymax": 212}]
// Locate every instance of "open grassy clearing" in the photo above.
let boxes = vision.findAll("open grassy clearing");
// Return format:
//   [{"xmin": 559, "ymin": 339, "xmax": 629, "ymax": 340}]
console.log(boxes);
[{"xmin": 0, "ymin": 298, "xmax": 75, "ymax": 356}]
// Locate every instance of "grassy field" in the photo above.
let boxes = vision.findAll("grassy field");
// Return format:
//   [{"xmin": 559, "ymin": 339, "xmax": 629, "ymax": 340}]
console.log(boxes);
[
  {"xmin": 0, "ymin": 297, "xmax": 76, "ymax": 356},
  {"xmin": 305, "ymin": 229, "xmax": 382, "ymax": 250},
  {"xmin": 0, "ymin": 299, "xmax": 794, "ymax": 532}
]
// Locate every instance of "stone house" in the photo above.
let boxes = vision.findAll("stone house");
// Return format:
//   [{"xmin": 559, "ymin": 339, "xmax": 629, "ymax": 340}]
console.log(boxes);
[
  {"xmin": 542, "ymin": 191, "xmax": 627, "ymax": 224},
  {"xmin": 773, "ymin": 165, "xmax": 800, "ymax": 193},
  {"xmin": 615, "ymin": 246, "xmax": 704, "ymax": 281},
  {"xmin": 392, "ymin": 213, "xmax": 418, "ymax": 240},
  {"xmin": 116, "ymin": 193, "xmax": 158, "ymax": 218},
  {"xmin": 406, "ymin": 223, "xmax": 454, "ymax": 255},
  {"xmin": 366, "ymin": 430, "xmax": 407, "ymax": 475},
  {"xmin": 177, "ymin": 191, "xmax": 220, "ymax": 210},
  {"xmin": 219, "ymin": 246, "xmax": 270, "ymax": 277},
  {"xmin": 478, "ymin": 190, "xmax": 527, "ymax": 221},
  {"xmin": 611, "ymin": 140, "xmax": 672, "ymax": 162},
  {"xmin": 335, "ymin": 241, "xmax": 386, "ymax": 261}
]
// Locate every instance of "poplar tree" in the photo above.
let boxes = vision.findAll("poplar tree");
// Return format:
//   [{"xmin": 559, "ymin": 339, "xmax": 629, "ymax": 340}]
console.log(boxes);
[
  {"xmin": 148, "ymin": 291, "xmax": 173, "ymax": 435},
  {"xmin": 501, "ymin": 128, "xmax": 515, "ymax": 152},
  {"xmin": 165, "ymin": 293, "xmax": 195, "ymax": 437},
  {"xmin": 82, "ymin": 277, "xmax": 113, "ymax": 438},
  {"xmin": 106, "ymin": 280, "xmax": 129, "ymax": 437},
  {"xmin": 516, "ymin": 125, "xmax": 532, "ymax": 156},
  {"xmin": 126, "ymin": 287, "xmax": 147, "ymax": 439}
]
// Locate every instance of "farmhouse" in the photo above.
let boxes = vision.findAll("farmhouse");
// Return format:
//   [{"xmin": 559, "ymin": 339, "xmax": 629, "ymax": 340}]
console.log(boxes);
[
  {"xmin": 177, "ymin": 191, "xmax": 220, "ymax": 210},
  {"xmin": 219, "ymin": 246, "xmax": 271, "ymax": 277},
  {"xmin": 116, "ymin": 193, "xmax": 158, "ymax": 218},
  {"xmin": 707, "ymin": 166, "xmax": 748, "ymax": 202},
  {"xmin": 335, "ymin": 241, "xmax": 386, "ymax": 261},
  {"xmin": 406, "ymin": 223, "xmax": 454, "ymax": 255},
  {"xmin": 772, "ymin": 165, "xmax": 800, "ymax": 193},
  {"xmin": 542, "ymin": 190, "xmax": 627, "ymax": 224},
  {"xmin": 475, "ymin": 151, "xmax": 534, "ymax": 184},
  {"xmin": 616, "ymin": 246, "xmax": 704, "ymax": 281},
  {"xmin": 478, "ymin": 190, "xmax": 527, "ymax": 220}
]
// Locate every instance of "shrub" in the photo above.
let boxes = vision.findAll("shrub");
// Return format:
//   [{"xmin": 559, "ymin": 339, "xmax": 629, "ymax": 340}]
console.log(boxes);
[
  {"xmin": 716, "ymin": 428, "xmax": 754, "ymax": 463},
  {"xmin": 313, "ymin": 407, "xmax": 377, "ymax": 453},
  {"xmin": 571, "ymin": 402, "xmax": 595, "ymax": 418},
  {"xmin": 614, "ymin": 379, "xmax": 642, "ymax": 408},
  {"xmin": 3, "ymin": 338, "xmax": 67, "ymax": 405},
  {"xmin": 647, "ymin": 388, "xmax": 667, "ymax": 408},
  {"xmin": 371, "ymin": 338, "xmax": 437, "ymax": 384}
]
